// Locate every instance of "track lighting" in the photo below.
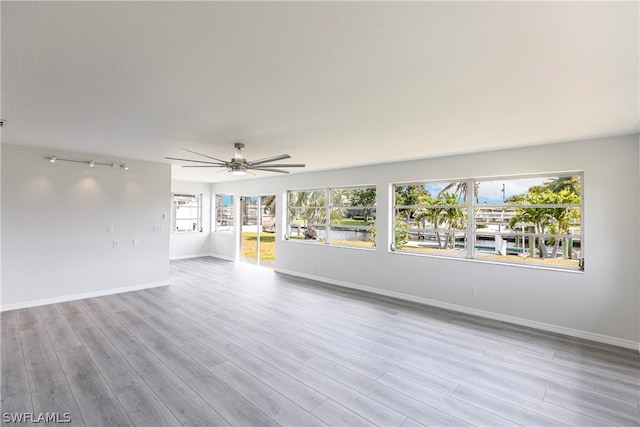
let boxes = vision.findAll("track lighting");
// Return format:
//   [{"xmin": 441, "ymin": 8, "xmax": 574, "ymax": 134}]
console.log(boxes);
[{"xmin": 46, "ymin": 156, "xmax": 130, "ymax": 170}]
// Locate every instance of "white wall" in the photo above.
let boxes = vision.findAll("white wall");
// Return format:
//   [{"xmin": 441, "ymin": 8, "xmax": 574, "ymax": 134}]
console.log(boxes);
[
  {"xmin": 1, "ymin": 144, "xmax": 171, "ymax": 309},
  {"xmin": 170, "ymin": 181, "xmax": 212, "ymax": 260},
  {"xmin": 211, "ymin": 135, "xmax": 640, "ymax": 348}
]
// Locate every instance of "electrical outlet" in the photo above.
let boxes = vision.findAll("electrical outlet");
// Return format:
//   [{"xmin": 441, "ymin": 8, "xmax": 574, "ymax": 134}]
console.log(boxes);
[
  {"xmin": 112, "ymin": 240, "xmax": 119, "ymax": 248},
  {"xmin": 469, "ymin": 287, "xmax": 477, "ymax": 297}
]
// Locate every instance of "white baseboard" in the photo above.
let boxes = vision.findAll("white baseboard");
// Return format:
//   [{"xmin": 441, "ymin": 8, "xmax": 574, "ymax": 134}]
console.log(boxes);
[
  {"xmin": 170, "ymin": 253, "xmax": 213, "ymax": 261},
  {"xmin": 204, "ymin": 253, "xmax": 235, "ymax": 262},
  {"xmin": 0, "ymin": 280, "xmax": 170, "ymax": 312},
  {"xmin": 276, "ymin": 268, "xmax": 639, "ymax": 351},
  {"xmin": 170, "ymin": 253, "xmax": 236, "ymax": 262}
]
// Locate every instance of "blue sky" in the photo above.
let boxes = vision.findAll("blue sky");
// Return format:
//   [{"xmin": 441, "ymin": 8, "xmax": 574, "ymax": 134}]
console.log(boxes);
[{"xmin": 424, "ymin": 177, "xmax": 551, "ymax": 204}]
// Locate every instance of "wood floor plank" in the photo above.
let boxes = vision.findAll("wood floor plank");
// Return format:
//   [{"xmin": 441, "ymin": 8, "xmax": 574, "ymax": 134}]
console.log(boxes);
[
  {"xmin": 307, "ymin": 355, "xmax": 511, "ymax": 427},
  {"xmin": 75, "ymin": 326, "xmax": 146, "ymax": 393},
  {"xmin": 113, "ymin": 309, "xmax": 277, "ymax": 426},
  {"xmin": 484, "ymin": 349, "xmax": 640, "ymax": 403},
  {"xmin": 1, "ymin": 393, "xmax": 36, "ymax": 427},
  {"xmin": 124, "ymin": 349, "xmax": 229, "ymax": 426},
  {"xmin": 115, "ymin": 384, "xmax": 182, "ymax": 427},
  {"xmin": 20, "ymin": 326, "xmax": 69, "ymax": 393},
  {"xmin": 38, "ymin": 304, "xmax": 82, "ymax": 352},
  {"xmin": 56, "ymin": 346, "xmax": 133, "ymax": 426},
  {"xmin": 245, "ymin": 342, "xmax": 409, "ymax": 426},
  {"xmin": 1, "ymin": 311, "xmax": 30, "ymax": 400},
  {"xmin": 198, "ymin": 333, "xmax": 328, "ymax": 412},
  {"xmin": 57, "ymin": 301, "xmax": 98, "ymax": 332},
  {"xmin": 31, "ymin": 384, "xmax": 86, "ymax": 427},
  {"xmin": 16, "ymin": 307, "xmax": 41, "ymax": 331},
  {"xmin": 544, "ymin": 388, "xmax": 640, "ymax": 426},
  {"xmin": 310, "ymin": 399, "xmax": 376, "ymax": 427},
  {"xmin": 3, "ymin": 257, "xmax": 639, "ymax": 427},
  {"xmin": 98, "ymin": 325, "xmax": 149, "ymax": 356},
  {"xmin": 211, "ymin": 361, "xmax": 327, "ymax": 426}
]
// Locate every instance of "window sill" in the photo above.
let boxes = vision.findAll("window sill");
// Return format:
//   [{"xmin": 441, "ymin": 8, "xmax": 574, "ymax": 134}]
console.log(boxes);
[
  {"xmin": 390, "ymin": 250, "xmax": 583, "ymax": 273},
  {"xmin": 285, "ymin": 239, "xmax": 376, "ymax": 252}
]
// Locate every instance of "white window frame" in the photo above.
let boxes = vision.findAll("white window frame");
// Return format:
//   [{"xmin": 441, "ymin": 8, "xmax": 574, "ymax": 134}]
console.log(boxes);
[
  {"xmin": 215, "ymin": 194, "xmax": 234, "ymax": 233},
  {"xmin": 391, "ymin": 173, "xmax": 584, "ymax": 271},
  {"xmin": 172, "ymin": 193, "xmax": 203, "ymax": 233},
  {"xmin": 286, "ymin": 185, "xmax": 376, "ymax": 249}
]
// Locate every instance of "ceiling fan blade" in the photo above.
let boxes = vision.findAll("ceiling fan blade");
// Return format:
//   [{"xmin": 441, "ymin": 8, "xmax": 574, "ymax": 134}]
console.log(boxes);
[
  {"xmin": 182, "ymin": 165, "xmax": 226, "ymax": 168},
  {"xmin": 250, "ymin": 154, "xmax": 291, "ymax": 165},
  {"xmin": 253, "ymin": 167, "xmax": 290, "ymax": 174},
  {"xmin": 165, "ymin": 156, "xmax": 227, "ymax": 166},
  {"xmin": 253, "ymin": 163, "xmax": 305, "ymax": 168},
  {"xmin": 181, "ymin": 148, "xmax": 228, "ymax": 164}
]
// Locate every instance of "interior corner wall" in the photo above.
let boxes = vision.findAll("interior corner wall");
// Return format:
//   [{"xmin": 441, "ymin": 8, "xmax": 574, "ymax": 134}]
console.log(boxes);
[
  {"xmin": 1, "ymin": 144, "xmax": 171, "ymax": 310},
  {"xmin": 170, "ymin": 181, "xmax": 213, "ymax": 260},
  {"xmin": 210, "ymin": 134, "xmax": 640, "ymax": 347}
]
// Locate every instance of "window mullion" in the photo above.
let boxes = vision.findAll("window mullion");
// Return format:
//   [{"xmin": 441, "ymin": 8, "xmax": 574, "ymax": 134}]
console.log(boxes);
[
  {"xmin": 466, "ymin": 179, "xmax": 475, "ymax": 259},
  {"xmin": 325, "ymin": 188, "xmax": 331, "ymax": 244}
]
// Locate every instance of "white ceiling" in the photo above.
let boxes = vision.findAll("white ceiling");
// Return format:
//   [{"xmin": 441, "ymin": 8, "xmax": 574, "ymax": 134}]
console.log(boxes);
[{"xmin": 2, "ymin": 1, "xmax": 638, "ymax": 182}]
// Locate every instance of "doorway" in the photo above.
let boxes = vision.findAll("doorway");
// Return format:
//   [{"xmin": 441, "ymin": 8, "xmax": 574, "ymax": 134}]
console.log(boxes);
[{"xmin": 240, "ymin": 195, "xmax": 276, "ymax": 267}]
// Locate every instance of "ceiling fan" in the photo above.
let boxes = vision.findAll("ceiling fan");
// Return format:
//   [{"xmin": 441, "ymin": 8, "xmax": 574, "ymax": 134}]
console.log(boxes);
[{"xmin": 165, "ymin": 143, "xmax": 305, "ymax": 176}]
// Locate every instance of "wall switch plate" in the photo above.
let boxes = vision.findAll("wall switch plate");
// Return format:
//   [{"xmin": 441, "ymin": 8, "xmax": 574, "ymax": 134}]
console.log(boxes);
[
  {"xmin": 112, "ymin": 240, "xmax": 119, "ymax": 248},
  {"xmin": 107, "ymin": 225, "xmax": 114, "ymax": 233},
  {"xmin": 133, "ymin": 239, "xmax": 140, "ymax": 247},
  {"xmin": 153, "ymin": 225, "xmax": 163, "ymax": 232}
]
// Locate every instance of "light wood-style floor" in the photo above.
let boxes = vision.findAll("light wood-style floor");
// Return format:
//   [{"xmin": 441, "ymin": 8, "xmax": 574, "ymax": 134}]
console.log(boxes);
[{"xmin": 2, "ymin": 257, "xmax": 639, "ymax": 426}]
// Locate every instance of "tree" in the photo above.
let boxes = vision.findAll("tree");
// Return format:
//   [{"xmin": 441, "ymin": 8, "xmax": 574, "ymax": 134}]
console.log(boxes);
[
  {"xmin": 508, "ymin": 185, "xmax": 580, "ymax": 259},
  {"xmin": 350, "ymin": 187, "xmax": 376, "ymax": 220},
  {"xmin": 262, "ymin": 195, "xmax": 276, "ymax": 216},
  {"xmin": 394, "ymin": 185, "xmax": 428, "ymax": 221},
  {"xmin": 543, "ymin": 176, "xmax": 580, "ymax": 196},
  {"xmin": 439, "ymin": 181, "xmax": 479, "ymax": 203},
  {"xmin": 288, "ymin": 190, "xmax": 326, "ymax": 239},
  {"xmin": 415, "ymin": 192, "xmax": 465, "ymax": 249},
  {"xmin": 368, "ymin": 220, "xmax": 409, "ymax": 248}
]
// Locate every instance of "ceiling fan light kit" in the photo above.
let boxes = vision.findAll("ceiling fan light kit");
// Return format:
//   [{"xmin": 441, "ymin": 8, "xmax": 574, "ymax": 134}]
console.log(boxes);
[{"xmin": 165, "ymin": 143, "xmax": 305, "ymax": 176}]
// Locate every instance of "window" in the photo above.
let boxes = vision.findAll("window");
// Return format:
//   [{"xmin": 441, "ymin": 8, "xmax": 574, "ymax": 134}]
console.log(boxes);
[
  {"xmin": 392, "ymin": 174, "xmax": 583, "ymax": 270},
  {"xmin": 173, "ymin": 194, "xmax": 202, "ymax": 233},
  {"xmin": 287, "ymin": 186, "xmax": 376, "ymax": 248},
  {"xmin": 215, "ymin": 194, "xmax": 234, "ymax": 232}
]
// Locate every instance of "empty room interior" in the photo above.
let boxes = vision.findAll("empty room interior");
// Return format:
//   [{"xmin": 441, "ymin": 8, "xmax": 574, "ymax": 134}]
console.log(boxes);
[{"xmin": 1, "ymin": 2, "xmax": 639, "ymax": 427}]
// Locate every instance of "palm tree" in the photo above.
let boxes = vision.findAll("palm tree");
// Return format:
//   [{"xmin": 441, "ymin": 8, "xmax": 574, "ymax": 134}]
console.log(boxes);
[
  {"xmin": 544, "ymin": 176, "xmax": 581, "ymax": 196},
  {"xmin": 262, "ymin": 195, "xmax": 276, "ymax": 216},
  {"xmin": 414, "ymin": 192, "xmax": 465, "ymax": 249},
  {"xmin": 439, "ymin": 181, "xmax": 479, "ymax": 203}
]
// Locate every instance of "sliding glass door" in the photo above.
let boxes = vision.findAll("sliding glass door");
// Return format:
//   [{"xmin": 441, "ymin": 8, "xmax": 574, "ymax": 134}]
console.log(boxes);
[{"xmin": 240, "ymin": 195, "xmax": 276, "ymax": 267}]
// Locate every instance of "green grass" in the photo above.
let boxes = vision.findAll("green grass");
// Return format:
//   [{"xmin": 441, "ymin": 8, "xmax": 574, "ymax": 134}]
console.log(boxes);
[{"xmin": 242, "ymin": 232, "xmax": 276, "ymax": 261}]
